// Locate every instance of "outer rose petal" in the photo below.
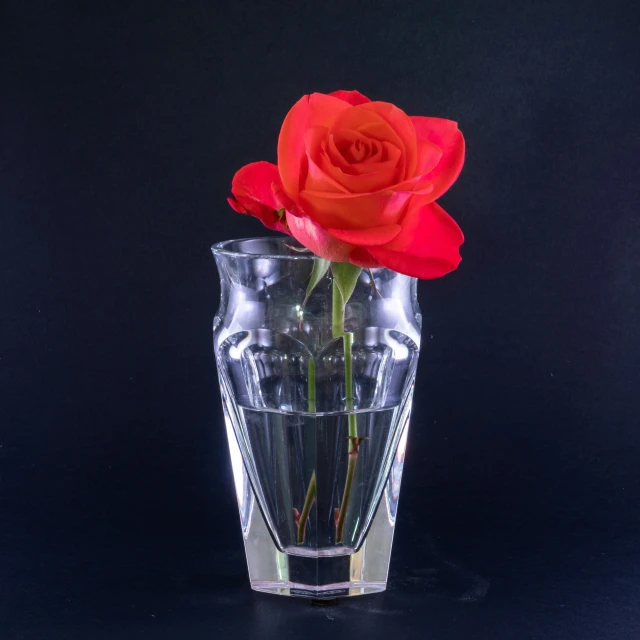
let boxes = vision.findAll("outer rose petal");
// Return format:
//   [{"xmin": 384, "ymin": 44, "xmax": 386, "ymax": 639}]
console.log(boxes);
[
  {"xmin": 329, "ymin": 90, "xmax": 371, "ymax": 106},
  {"xmin": 410, "ymin": 117, "xmax": 465, "ymax": 201},
  {"xmin": 285, "ymin": 210, "xmax": 353, "ymax": 262},
  {"xmin": 271, "ymin": 181, "xmax": 305, "ymax": 217},
  {"xmin": 230, "ymin": 161, "xmax": 280, "ymax": 209},
  {"xmin": 415, "ymin": 139, "xmax": 443, "ymax": 175},
  {"xmin": 308, "ymin": 92, "xmax": 354, "ymax": 123},
  {"xmin": 348, "ymin": 247, "xmax": 382, "ymax": 268},
  {"xmin": 327, "ymin": 224, "xmax": 401, "ymax": 246},
  {"xmin": 299, "ymin": 189, "xmax": 412, "ymax": 229},
  {"xmin": 369, "ymin": 250, "xmax": 457, "ymax": 279},
  {"xmin": 390, "ymin": 174, "xmax": 435, "ymax": 195},
  {"xmin": 368, "ymin": 201, "xmax": 464, "ymax": 279},
  {"xmin": 384, "ymin": 197, "xmax": 463, "ymax": 252},
  {"xmin": 278, "ymin": 94, "xmax": 351, "ymax": 198},
  {"xmin": 228, "ymin": 162, "xmax": 289, "ymax": 233},
  {"xmin": 277, "ymin": 95, "xmax": 310, "ymax": 198}
]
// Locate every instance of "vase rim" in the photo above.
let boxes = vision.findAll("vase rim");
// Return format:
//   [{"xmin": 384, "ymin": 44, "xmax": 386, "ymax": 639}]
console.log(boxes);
[
  {"xmin": 211, "ymin": 236, "xmax": 328, "ymax": 262},
  {"xmin": 211, "ymin": 237, "xmax": 409, "ymax": 279}
]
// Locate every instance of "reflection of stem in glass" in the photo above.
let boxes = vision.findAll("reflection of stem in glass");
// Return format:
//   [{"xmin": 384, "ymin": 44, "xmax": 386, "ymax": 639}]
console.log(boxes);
[
  {"xmin": 367, "ymin": 268, "xmax": 383, "ymax": 298},
  {"xmin": 333, "ymin": 281, "xmax": 359, "ymax": 544},
  {"xmin": 296, "ymin": 471, "xmax": 316, "ymax": 544}
]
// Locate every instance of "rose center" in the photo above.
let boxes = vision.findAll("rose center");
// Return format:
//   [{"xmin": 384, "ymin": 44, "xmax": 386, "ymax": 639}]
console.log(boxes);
[
  {"xmin": 329, "ymin": 130, "xmax": 391, "ymax": 173},
  {"xmin": 349, "ymin": 138, "xmax": 368, "ymax": 162}
]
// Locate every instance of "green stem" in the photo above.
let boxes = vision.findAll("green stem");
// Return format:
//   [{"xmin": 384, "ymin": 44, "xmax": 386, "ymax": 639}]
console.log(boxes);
[
  {"xmin": 308, "ymin": 357, "xmax": 316, "ymax": 413},
  {"xmin": 343, "ymin": 333, "xmax": 355, "ymax": 415},
  {"xmin": 335, "ymin": 449, "xmax": 357, "ymax": 544},
  {"xmin": 332, "ymin": 277, "xmax": 359, "ymax": 544},
  {"xmin": 332, "ymin": 278, "xmax": 344, "ymax": 339},
  {"xmin": 297, "ymin": 471, "xmax": 317, "ymax": 544},
  {"xmin": 296, "ymin": 359, "xmax": 317, "ymax": 544}
]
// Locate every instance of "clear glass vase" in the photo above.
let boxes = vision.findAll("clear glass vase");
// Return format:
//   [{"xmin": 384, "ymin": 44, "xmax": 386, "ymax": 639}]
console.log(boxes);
[{"xmin": 212, "ymin": 237, "xmax": 422, "ymax": 599}]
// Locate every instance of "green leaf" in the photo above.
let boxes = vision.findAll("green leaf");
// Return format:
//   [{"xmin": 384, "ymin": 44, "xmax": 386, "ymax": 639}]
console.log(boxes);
[
  {"xmin": 302, "ymin": 258, "xmax": 331, "ymax": 309},
  {"xmin": 331, "ymin": 262, "xmax": 362, "ymax": 306}
]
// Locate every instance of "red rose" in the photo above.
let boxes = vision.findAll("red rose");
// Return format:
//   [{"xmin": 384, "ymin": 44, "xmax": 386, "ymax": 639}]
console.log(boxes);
[{"xmin": 228, "ymin": 90, "xmax": 465, "ymax": 279}]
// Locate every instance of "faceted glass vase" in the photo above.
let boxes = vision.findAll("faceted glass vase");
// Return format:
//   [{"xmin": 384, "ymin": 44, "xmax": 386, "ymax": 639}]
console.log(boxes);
[{"xmin": 212, "ymin": 237, "xmax": 422, "ymax": 599}]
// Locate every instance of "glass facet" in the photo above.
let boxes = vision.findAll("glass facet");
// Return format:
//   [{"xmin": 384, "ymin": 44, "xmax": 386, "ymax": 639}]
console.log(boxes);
[{"xmin": 212, "ymin": 237, "xmax": 422, "ymax": 598}]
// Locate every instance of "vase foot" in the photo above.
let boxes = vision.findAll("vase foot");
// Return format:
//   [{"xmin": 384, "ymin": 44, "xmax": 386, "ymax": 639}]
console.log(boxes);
[{"xmin": 251, "ymin": 580, "xmax": 386, "ymax": 599}]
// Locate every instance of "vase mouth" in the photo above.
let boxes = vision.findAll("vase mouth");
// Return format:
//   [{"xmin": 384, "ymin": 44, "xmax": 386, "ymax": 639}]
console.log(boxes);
[{"xmin": 211, "ymin": 236, "xmax": 321, "ymax": 261}]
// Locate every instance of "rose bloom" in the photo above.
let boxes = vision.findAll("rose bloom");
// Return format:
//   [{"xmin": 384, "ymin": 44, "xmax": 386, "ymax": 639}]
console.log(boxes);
[{"xmin": 228, "ymin": 90, "xmax": 465, "ymax": 278}]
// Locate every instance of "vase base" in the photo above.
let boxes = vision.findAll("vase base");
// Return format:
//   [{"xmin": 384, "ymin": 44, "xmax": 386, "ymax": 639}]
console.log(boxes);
[
  {"xmin": 228, "ymin": 403, "xmax": 411, "ymax": 599},
  {"xmin": 251, "ymin": 580, "xmax": 387, "ymax": 599}
]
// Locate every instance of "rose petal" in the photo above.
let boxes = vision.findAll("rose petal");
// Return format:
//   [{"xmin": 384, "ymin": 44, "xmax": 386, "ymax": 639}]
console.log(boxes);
[
  {"xmin": 298, "ymin": 189, "xmax": 412, "ymax": 230},
  {"xmin": 228, "ymin": 162, "xmax": 289, "ymax": 232},
  {"xmin": 303, "ymin": 127, "xmax": 349, "ymax": 193},
  {"xmin": 319, "ymin": 133, "xmax": 402, "ymax": 192},
  {"xmin": 327, "ymin": 133, "xmax": 357, "ymax": 173},
  {"xmin": 391, "ymin": 174, "xmax": 435, "ymax": 195},
  {"xmin": 349, "ymin": 142, "xmax": 402, "ymax": 175},
  {"xmin": 327, "ymin": 224, "xmax": 401, "ymax": 246},
  {"xmin": 409, "ymin": 116, "xmax": 465, "ymax": 200},
  {"xmin": 359, "ymin": 102, "xmax": 418, "ymax": 179},
  {"xmin": 329, "ymin": 90, "xmax": 371, "ymax": 106},
  {"xmin": 277, "ymin": 95, "xmax": 309, "ymax": 198},
  {"xmin": 368, "ymin": 250, "xmax": 458, "ymax": 279},
  {"xmin": 278, "ymin": 93, "xmax": 350, "ymax": 198},
  {"xmin": 332, "ymin": 108, "xmax": 404, "ymax": 150},
  {"xmin": 304, "ymin": 125, "xmax": 330, "ymax": 156},
  {"xmin": 368, "ymin": 200, "xmax": 464, "ymax": 278},
  {"xmin": 271, "ymin": 181, "xmax": 305, "ymax": 217},
  {"xmin": 230, "ymin": 161, "xmax": 280, "ymax": 210},
  {"xmin": 227, "ymin": 196, "xmax": 244, "ymax": 214},
  {"xmin": 328, "ymin": 108, "xmax": 408, "ymax": 183},
  {"xmin": 285, "ymin": 210, "xmax": 354, "ymax": 262},
  {"xmin": 308, "ymin": 92, "xmax": 352, "ymax": 124},
  {"xmin": 356, "ymin": 122, "xmax": 407, "ymax": 179},
  {"xmin": 385, "ymin": 199, "xmax": 464, "ymax": 253},
  {"xmin": 305, "ymin": 156, "xmax": 351, "ymax": 193},
  {"xmin": 348, "ymin": 247, "xmax": 382, "ymax": 268},
  {"xmin": 359, "ymin": 138, "xmax": 383, "ymax": 164},
  {"xmin": 415, "ymin": 138, "xmax": 443, "ymax": 175},
  {"xmin": 330, "ymin": 165, "xmax": 400, "ymax": 193}
]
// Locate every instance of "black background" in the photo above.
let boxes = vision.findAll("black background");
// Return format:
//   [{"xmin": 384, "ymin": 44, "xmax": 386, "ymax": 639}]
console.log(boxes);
[{"xmin": 2, "ymin": 1, "xmax": 640, "ymax": 638}]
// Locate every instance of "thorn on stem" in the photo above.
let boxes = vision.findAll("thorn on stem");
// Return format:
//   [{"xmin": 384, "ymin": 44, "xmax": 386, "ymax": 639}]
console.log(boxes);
[{"xmin": 346, "ymin": 436, "xmax": 368, "ymax": 456}]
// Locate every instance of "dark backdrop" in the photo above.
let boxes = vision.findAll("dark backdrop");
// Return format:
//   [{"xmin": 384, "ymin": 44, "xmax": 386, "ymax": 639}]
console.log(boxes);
[{"xmin": 2, "ymin": 1, "xmax": 639, "ymax": 638}]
